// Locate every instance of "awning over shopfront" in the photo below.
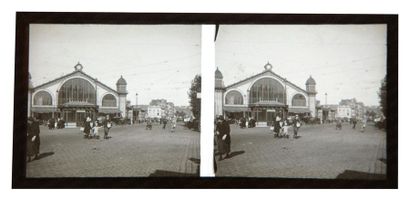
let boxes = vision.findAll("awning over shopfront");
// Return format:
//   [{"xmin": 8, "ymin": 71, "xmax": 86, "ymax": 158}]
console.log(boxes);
[
  {"xmin": 288, "ymin": 107, "xmax": 310, "ymax": 113},
  {"xmin": 249, "ymin": 100, "xmax": 286, "ymax": 107},
  {"xmin": 99, "ymin": 108, "xmax": 121, "ymax": 114},
  {"xmin": 223, "ymin": 106, "xmax": 250, "ymax": 112},
  {"xmin": 60, "ymin": 101, "xmax": 96, "ymax": 108},
  {"xmin": 31, "ymin": 106, "xmax": 58, "ymax": 113}
]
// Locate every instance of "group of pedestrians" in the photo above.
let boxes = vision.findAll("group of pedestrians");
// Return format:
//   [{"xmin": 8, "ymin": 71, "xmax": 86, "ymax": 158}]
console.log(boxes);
[
  {"xmin": 237, "ymin": 117, "xmax": 256, "ymax": 128},
  {"xmin": 47, "ymin": 118, "xmax": 65, "ymax": 129},
  {"xmin": 336, "ymin": 117, "xmax": 368, "ymax": 132},
  {"xmin": 270, "ymin": 115, "xmax": 302, "ymax": 139},
  {"xmin": 145, "ymin": 117, "xmax": 177, "ymax": 132},
  {"xmin": 27, "ymin": 117, "xmax": 40, "ymax": 162},
  {"xmin": 82, "ymin": 116, "xmax": 112, "ymax": 139},
  {"xmin": 353, "ymin": 117, "xmax": 368, "ymax": 132},
  {"xmin": 214, "ymin": 114, "xmax": 302, "ymax": 162}
]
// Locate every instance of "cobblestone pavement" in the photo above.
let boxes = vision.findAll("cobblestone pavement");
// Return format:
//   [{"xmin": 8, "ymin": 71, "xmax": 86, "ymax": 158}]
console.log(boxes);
[
  {"xmin": 215, "ymin": 122, "xmax": 386, "ymax": 179},
  {"xmin": 26, "ymin": 123, "xmax": 200, "ymax": 177}
]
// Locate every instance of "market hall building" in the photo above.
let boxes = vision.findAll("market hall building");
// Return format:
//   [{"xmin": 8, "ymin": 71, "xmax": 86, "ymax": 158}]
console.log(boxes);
[
  {"xmin": 27, "ymin": 63, "xmax": 128, "ymax": 127},
  {"xmin": 215, "ymin": 62, "xmax": 317, "ymax": 127}
]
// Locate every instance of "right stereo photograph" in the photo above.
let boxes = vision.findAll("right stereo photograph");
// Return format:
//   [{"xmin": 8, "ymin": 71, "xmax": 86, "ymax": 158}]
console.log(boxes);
[{"xmin": 214, "ymin": 25, "xmax": 387, "ymax": 179}]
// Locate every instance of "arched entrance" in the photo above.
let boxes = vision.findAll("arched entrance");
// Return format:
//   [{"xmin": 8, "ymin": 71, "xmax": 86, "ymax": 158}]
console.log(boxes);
[
  {"xmin": 248, "ymin": 77, "xmax": 287, "ymax": 126},
  {"xmin": 32, "ymin": 90, "xmax": 54, "ymax": 121},
  {"xmin": 224, "ymin": 90, "xmax": 245, "ymax": 120},
  {"xmin": 58, "ymin": 78, "xmax": 97, "ymax": 126}
]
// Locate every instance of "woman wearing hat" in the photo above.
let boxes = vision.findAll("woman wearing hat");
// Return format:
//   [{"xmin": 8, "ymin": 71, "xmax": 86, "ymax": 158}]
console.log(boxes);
[
  {"xmin": 293, "ymin": 115, "xmax": 301, "ymax": 138},
  {"xmin": 83, "ymin": 117, "xmax": 92, "ymax": 138},
  {"xmin": 215, "ymin": 115, "xmax": 231, "ymax": 161},
  {"xmin": 27, "ymin": 117, "xmax": 40, "ymax": 161}
]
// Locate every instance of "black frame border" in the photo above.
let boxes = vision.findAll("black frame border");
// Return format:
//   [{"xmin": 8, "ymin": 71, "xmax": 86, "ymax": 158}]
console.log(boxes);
[{"xmin": 13, "ymin": 12, "xmax": 398, "ymax": 189}]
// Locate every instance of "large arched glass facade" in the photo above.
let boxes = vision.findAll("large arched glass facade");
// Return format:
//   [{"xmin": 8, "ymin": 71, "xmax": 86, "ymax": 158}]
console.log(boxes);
[
  {"xmin": 33, "ymin": 91, "xmax": 53, "ymax": 105},
  {"xmin": 225, "ymin": 90, "xmax": 243, "ymax": 105},
  {"xmin": 102, "ymin": 94, "xmax": 117, "ymax": 107},
  {"xmin": 58, "ymin": 78, "xmax": 96, "ymax": 105},
  {"xmin": 249, "ymin": 78, "xmax": 285, "ymax": 104},
  {"xmin": 292, "ymin": 94, "xmax": 307, "ymax": 106}
]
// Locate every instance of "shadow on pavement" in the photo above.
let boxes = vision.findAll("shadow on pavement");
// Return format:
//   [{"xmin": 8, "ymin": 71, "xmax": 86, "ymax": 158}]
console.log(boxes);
[
  {"xmin": 336, "ymin": 170, "xmax": 386, "ymax": 180},
  {"xmin": 226, "ymin": 150, "xmax": 245, "ymax": 159},
  {"xmin": 189, "ymin": 158, "xmax": 200, "ymax": 176},
  {"xmin": 148, "ymin": 157, "xmax": 201, "ymax": 177},
  {"xmin": 35, "ymin": 152, "xmax": 55, "ymax": 160},
  {"xmin": 189, "ymin": 157, "xmax": 200, "ymax": 164},
  {"xmin": 148, "ymin": 170, "xmax": 198, "ymax": 177}
]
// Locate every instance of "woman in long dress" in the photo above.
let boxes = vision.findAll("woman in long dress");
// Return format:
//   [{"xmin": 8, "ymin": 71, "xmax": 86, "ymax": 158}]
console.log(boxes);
[
  {"xmin": 216, "ymin": 116, "xmax": 231, "ymax": 160},
  {"xmin": 103, "ymin": 115, "xmax": 112, "ymax": 139},
  {"xmin": 274, "ymin": 116, "xmax": 281, "ymax": 137},
  {"xmin": 83, "ymin": 117, "xmax": 92, "ymax": 138},
  {"xmin": 27, "ymin": 117, "xmax": 40, "ymax": 161},
  {"xmin": 293, "ymin": 115, "xmax": 301, "ymax": 138}
]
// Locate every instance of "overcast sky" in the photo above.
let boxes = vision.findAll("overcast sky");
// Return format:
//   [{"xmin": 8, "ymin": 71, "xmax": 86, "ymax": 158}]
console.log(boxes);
[
  {"xmin": 29, "ymin": 24, "xmax": 201, "ymax": 106},
  {"xmin": 216, "ymin": 25, "xmax": 387, "ymax": 106}
]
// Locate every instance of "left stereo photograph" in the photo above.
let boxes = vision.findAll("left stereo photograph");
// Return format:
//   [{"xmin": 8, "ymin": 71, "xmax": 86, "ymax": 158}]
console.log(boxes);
[{"xmin": 24, "ymin": 24, "xmax": 201, "ymax": 178}]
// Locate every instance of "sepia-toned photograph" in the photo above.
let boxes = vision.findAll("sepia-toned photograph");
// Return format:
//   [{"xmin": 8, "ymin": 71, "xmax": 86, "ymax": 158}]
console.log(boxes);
[
  {"xmin": 12, "ymin": 12, "xmax": 397, "ymax": 188},
  {"xmin": 26, "ymin": 24, "xmax": 201, "ymax": 177},
  {"xmin": 214, "ymin": 25, "xmax": 388, "ymax": 179}
]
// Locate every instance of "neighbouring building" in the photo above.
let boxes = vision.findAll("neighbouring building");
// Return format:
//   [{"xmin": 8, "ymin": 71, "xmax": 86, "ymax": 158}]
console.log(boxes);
[
  {"xmin": 338, "ymin": 98, "xmax": 367, "ymax": 120},
  {"xmin": 147, "ymin": 105, "xmax": 163, "ymax": 119},
  {"xmin": 148, "ymin": 99, "xmax": 176, "ymax": 120},
  {"xmin": 28, "ymin": 62, "xmax": 128, "ymax": 127},
  {"xmin": 136, "ymin": 105, "xmax": 149, "ymax": 121},
  {"xmin": 319, "ymin": 104, "xmax": 338, "ymax": 123},
  {"xmin": 337, "ymin": 105, "xmax": 352, "ymax": 119},
  {"xmin": 215, "ymin": 62, "xmax": 317, "ymax": 127}
]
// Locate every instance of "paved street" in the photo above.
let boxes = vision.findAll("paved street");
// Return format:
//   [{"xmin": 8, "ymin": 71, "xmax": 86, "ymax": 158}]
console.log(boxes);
[
  {"xmin": 26, "ymin": 123, "xmax": 200, "ymax": 177},
  {"xmin": 215, "ymin": 122, "xmax": 386, "ymax": 179}
]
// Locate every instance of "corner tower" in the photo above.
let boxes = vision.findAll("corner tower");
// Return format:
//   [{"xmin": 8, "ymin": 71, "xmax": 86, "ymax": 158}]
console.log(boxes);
[
  {"xmin": 215, "ymin": 68, "xmax": 225, "ymax": 117},
  {"xmin": 28, "ymin": 73, "xmax": 34, "ymax": 117},
  {"xmin": 306, "ymin": 75, "xmax": 317, "ymax": 117},
  {"xmin": 116, "ymin": 75, "xmax": 128, "ymax": 118}
]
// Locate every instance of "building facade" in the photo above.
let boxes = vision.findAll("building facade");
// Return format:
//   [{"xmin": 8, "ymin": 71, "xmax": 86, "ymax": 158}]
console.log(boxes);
[
  {"xmin": 215, "ymin": 62, "xmax": 317, "ymax": 127},
  {"xmin": 147, "ymin": 105, "xmax": 163, "ymax": 119},
  {"xmin": 319, "ymin": 104, "xmax": 338, "ymax": 123},
  {"xmin": 148, "ymin": 99, "xmax": 176, "ymax": 120},
  {"xmin": 338, "ymin": 98, "xmax": 367, "ymax": 120},
  {"xmin": 337, "ymin": 105, "xmax": 352, "ymax": 119},
  {"xmin": 28, "ymin": 63, "xmax": 128, "ymax": 127}
]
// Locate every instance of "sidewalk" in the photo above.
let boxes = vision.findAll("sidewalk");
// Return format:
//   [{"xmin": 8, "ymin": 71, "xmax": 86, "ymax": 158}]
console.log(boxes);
[
  {"xmin": 26, "ymin": 123, "xmax": 200, "ymax": 177},
  {"xmin": 215, "ymin": 123, "xmax": 386, "ymax": 179}
]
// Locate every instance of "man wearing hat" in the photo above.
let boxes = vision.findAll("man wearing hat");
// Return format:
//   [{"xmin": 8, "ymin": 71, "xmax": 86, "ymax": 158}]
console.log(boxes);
[
  {"xmin": 215, "ymin": 115, "xmax": 231, "ymax": 161},
  {"xmin": 27, "ymin": 117, "xmax": 40, "ymax": 161}
]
